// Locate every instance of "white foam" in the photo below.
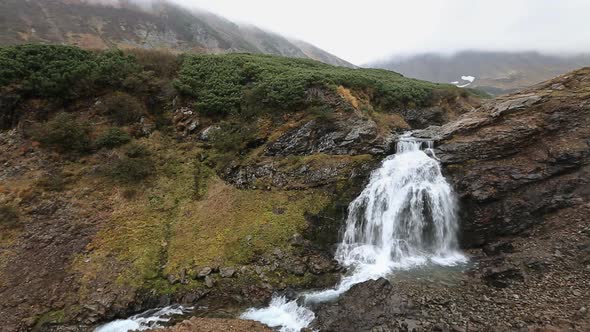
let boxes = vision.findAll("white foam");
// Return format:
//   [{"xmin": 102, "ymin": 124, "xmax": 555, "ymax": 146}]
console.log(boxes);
[
  {"xmin": 95, "ymin": 305, "xmax": 191, "ymax": 332},
  {"xmin": 240, "ymin": 296, "xmax": 315, "ymax": 332}
]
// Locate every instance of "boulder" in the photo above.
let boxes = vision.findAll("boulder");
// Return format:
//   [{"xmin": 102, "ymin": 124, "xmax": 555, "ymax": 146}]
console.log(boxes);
[
  {"xmin": 195, "ymin": 267, "xmax": 212, "ymax": 279},
  {"xmin": 313, "ymin": 278, "xmax": 415, "ymax": 331},
  {"xmin": 219, "ymin": 267, "xmax": 236, "ymax": 278}
]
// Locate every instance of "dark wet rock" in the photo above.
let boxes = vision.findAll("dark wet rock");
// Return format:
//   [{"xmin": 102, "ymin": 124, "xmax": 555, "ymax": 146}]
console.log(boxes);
[
  {"xmin": 306, "ymin": 255, "xmax": 339, "ymax": 275},
  {"xmin": 313, "ymin": 278, "xmax": 415, "ymax": 332},
  {"xmin": 482, "ymin": 264, "xmax": 525, "ymax": 288},
  {"xmin": 399, "ymin": 106, "xmax": 448, "ymax": 129},
  {"xmin": 524, "ymin": 258, "xmax": 549, "ymax": 272},
  {"xmin": 483, "ymin": 241, "xmax": 515, "ymax": 256},
  {"xmin": 0, "ymin": 93, "xmax": 21, "ymax": 129},
  {"xmin": 285, "ymin": 259, "xmax": 307, "ymax": 276}
]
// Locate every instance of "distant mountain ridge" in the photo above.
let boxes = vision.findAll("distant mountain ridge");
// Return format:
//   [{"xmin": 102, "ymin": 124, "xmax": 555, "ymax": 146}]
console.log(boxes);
[
  {"xmin": 0, "ymin": 0, "xmax": 354, "ymax": 67},
  {"xmin": 370, "ymin": 51, "xmax": 590, "ymax": 94}
]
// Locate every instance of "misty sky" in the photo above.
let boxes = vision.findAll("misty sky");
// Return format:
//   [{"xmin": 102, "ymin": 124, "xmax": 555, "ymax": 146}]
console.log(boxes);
[{"xmin": 150, "ymin": 0, "xmax": 590, "ymax": 64}]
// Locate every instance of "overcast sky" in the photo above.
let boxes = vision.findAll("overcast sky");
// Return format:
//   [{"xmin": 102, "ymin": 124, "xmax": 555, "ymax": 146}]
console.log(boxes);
[{"xmin": 143, "ymin": 0, "xmax": 590, "ymax": 65}]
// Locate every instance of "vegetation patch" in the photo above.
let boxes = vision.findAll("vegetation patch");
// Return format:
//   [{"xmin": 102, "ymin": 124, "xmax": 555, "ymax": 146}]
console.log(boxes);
[
  {"xmin": 165, "ymin": 177, "xmax": 331, "ymax": 274},
  {"xmin": 174, "ymin": 53, "xmax": 461, "ymax": 116},
  {"xmin": 36, "ymin": 171, "xmax": 69, "ymax": 192},
  {"xmin": 97, "ymin": 92, "xmax": 146, "ymax": 125},
  {"xmin": 0, "ymin": 44, "xmax": 138, "ymax": 99},
  {"xmin": 107, "ymin": 156, "xmax": 155, "ymax": 183},
  {"xmin": 95, "ymin": 127, "xmax": 131, "ymax": 149},
  {"xmin": 0, "ymin": 203, "xmax": 19, "ymax": 228},
  {"xmin": 30, "ymin": 112, "xmax": 91, "ymax": 153}
]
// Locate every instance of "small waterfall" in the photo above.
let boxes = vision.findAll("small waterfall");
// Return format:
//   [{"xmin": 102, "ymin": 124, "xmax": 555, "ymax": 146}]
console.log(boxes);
[
  {"xmin": 336, "ymin": 134, "xmax": 462, "ymax": 269},
  {"xmin": 242, "ymin": 133, "xmax": 466, "ymax": 331}
]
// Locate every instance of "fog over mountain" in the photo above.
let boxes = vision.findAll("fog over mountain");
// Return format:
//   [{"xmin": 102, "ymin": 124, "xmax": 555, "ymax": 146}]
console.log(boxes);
[
  {"xmin": 369, "ymin": 51, "xmax": 590, "ymax": 95},
  {"xmin": 168, "ymin": 0, "xmax": 590, "ymax": 65},
  {"xmin": 0, "ymin": 0, "xmax": 353, "ymax": 67},
  {"xmin": 3, "ymin": 0, "xmax": 590, "ymax": 93}
]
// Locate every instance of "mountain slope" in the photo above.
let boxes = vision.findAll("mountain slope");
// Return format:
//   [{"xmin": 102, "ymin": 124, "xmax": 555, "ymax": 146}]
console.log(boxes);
[
  {"xmin": 370, "ymin": 51, "xmax": 590, "ymax": 94},
  {"xmin": 0, "ymin": 0, "xmax": 354, "ymax": 67},
  {"xmin": 0, "ymin": 44, "xmax": 471, "ymax": 331}
]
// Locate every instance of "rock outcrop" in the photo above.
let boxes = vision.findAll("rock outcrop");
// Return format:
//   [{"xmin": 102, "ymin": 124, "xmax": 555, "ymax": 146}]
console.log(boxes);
[
  {"xmin": 313, "ymin": 278, "xmax": 416, "ymax": 332},
  {"xmin": 417, "ymin": 68, "xmax": 590, "ymax": 247}
]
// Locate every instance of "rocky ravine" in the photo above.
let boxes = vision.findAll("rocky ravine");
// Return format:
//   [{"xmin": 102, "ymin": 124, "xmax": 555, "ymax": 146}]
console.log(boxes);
[
  {"xmin": 309, "ymin": 69, "xmax": 590, "ymax": 331},
  {"xmin": 0, "ymin": 73, "xmax": 473, "ymax": 331},
  {"xmin": 153, "ymin": 69, "xmax": 590, "ymax": 332}
]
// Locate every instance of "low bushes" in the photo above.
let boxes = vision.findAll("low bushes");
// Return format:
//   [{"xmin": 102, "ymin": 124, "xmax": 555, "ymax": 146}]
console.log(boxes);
[
  {"xmin": 124, "ymin": 143, "xmax": 151, "ymax": 158},
  {"xmin": 36, "ymin": 171, "xmax": 68, "ymax": 192},
  {"xmin": 108, "ymin": 156, "xmax": 155, "ymax": 183},
  {"xmin": 0, "ymin": 44, "xmax": 138, "ymax": 100},
  {"xmin": 95, "ymin": 127, "xmax": 131, "ymax": 149},
  {"xmin": 174, "ymin": 53, "xmax": 460, "ymax": 116},
  {"xmin": 31, "ymin": 112, "xmax": 91, "ymax": 153},
  {"xmin": 107, "ymin": 144, "xmax": 154, "ymax": 183},
  {"xmin": 98, "ymin": 92, "xmax": 146, "ymax": 125},
  {"xmin": 209, "ymin": 122, "xmax": 258, "ymax": 153}
]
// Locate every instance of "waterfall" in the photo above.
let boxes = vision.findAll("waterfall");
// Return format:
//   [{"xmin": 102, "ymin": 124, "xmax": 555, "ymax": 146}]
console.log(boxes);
[
  {"xmin": 242, "ymin": 133, "xmax": 467, "ymax": 331},
  {"xmin": 336, "ymin": 134, "xmax": 463, "ymax": 270}
]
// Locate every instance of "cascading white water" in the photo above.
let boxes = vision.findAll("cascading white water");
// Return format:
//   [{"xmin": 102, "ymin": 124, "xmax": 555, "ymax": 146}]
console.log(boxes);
[
  {"xmin": 94, "ymin": 305, "xmax": 192, "ymax": 332},
  {"xmin": 336, "ymin": 135, "xmax": 463, "ymax": 269},
  {"xmin": 242, "ymin": 134, "xmax": 467, "ymax": 331}
]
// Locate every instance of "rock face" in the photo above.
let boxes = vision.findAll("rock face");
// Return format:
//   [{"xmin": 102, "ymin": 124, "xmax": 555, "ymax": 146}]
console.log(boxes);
[
  {"xmin": 265, "ymin": 116, "xmax": 395, "ymax": 156},
  {"xmin": 418, "ymin": 68, "xmax": 590, "ymax": 247}
]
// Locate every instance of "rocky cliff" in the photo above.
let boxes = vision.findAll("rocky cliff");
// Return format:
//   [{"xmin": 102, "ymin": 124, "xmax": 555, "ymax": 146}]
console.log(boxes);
[{"xmin": 423, "ymin": 68, "xmax": 590, "ymax": 248}]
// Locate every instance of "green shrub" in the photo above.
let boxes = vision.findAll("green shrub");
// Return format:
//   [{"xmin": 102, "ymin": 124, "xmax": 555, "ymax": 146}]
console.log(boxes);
[
  {"xmin": 124, "ymin": 143, "xmax": 151, "ymax": 158},
  {"xmin": 36, "ymin": 172, "xmax": 68, "ymax": 192},
  {"xmin": 107, "ymin": 145, "xmax": 154, "ymax": 183},
  {"xmin": 32, "ymin": 112, "xmax": 91, "ymax": 153},
  {"xmin": 98, "ymin": 92, "xmax": 146, "ymax": 125},
  {"xmin": 174, "ymin": 53, "xmax": 461, "ymax": 115},
  {"xmin": 108, "ymin": 156, "xmax": 155, "ymax": 183},
  {"xmin": 0, "ymin": 44, "xmax": 139, "ymax": 99},
  {"xmin": 95, "ymin": 127, "xmax": 131, "ymax": 149},
  {"xmin": 209, "ymin": 122, "xmax": 257, "ymax": 153},
  {"xmin": 125, "ymin": 49, "xmax": 180, "ymax": 79},
  {"xmin": 0, "ymin": 204, "xmax": 19, "ymax": 227}
]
